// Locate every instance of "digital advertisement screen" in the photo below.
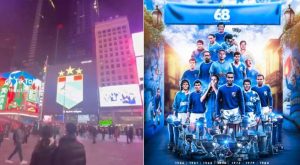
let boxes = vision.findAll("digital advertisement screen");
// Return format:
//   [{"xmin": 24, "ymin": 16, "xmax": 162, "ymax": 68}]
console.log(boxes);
[
  {"xmin": 0, "ymin": 71, "xmax": 41, "ymax": 117},
  {"xmin": 43, "ymin": 60, "xmax": 99, "ymax": 116},
  {"xmin": 99, "ymin": 84, "xmax": 142, "ymax": 107}
]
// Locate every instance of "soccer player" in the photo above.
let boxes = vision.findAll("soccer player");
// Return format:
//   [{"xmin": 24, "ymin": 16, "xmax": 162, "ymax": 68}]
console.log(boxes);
[
  {"xmin": 187, "ymin": 80, "xmax": 206, "ymax": 128},
  {"xmin": 181, "ymin": 58, "xmax": 199, "ymax": 91},
  {"xmin": 209, "ymin": 49, "xmax": 233, "ymax": 85},
  {"xmin": 215, "ymin": 22, "xmax": 229, "ymax": 44},
  {"xmin": 152, "ymin": 88, "xmax": 161, "ymax": 126},
  {"xmin": 240, "ymin": 40, "xmax": 254, "ymax": 64},
  {"xmin": 198, "ymin": 51, "xmax": 214, "ymax": 88},
  {"xmin": 169, "ymin": 80, "xmax": 190, "ymax": 151},
  {"xmin": 208, "ymin": 34, "xmax": 223, "ymax": 61},
  {"xmin": 221, "ymin": 34, "xmax": 239, "ymax": 63},
  {"xmin": 245, "ymin": 58, "xmax": 259, "ymax": 86},
  {"xmin": 232, "ymin": 52, "xmax": 246, "ymax": 87},
  {"xmin": 243, "ymin": 79, "xmax": 261, "ymax": 126},
  {"xmin": 191, "ymin": 40, "xmax": 206, "ymax": 69},
  {"xmin": 201, "ymin": 75, "xmax": 219, "ymax": 130},
  {"xmin": 216, "ymin": 72, "xmax": 245, "ymax": 134},
  {"xmin": 252, "ymin": 74, "xmax": 273, "ymax": 118}
]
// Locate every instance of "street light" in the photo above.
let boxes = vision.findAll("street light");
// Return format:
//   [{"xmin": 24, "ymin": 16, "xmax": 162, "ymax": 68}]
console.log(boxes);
[
  {"xmin": 284, "ymin": 4, "xmax": 295, "ymax": 27},
  {"xmin": 152, "ymin": 5, "xmax": 162, "ymax": 26}
]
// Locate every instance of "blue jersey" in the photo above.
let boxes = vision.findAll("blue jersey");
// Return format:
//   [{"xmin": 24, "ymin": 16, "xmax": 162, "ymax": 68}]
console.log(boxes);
[
  {"xmin": 199, "ymin": 61, "xmax": 213, "ymax": 87},
  {"xmin": 188, "ymin": 91, "xmax": 206, "ymax": 113},
  {"xmin": 246, "ymin": 68, "xmax": 259, "ymax": 86},
  {"xmin": 191, "ymin": 49, "xmax": 206, "ymax": 70},
  {"xmin": 232, "ymin": 62, "xmax": 246, "ymax": 87},
  {"xmin": 252, "ymin": 85, "xmax": 273, "ymax": 108},
  {"xmin": 209, "ymin": 61, "xmax": 233, "ymax": 85},
  {"xmin": 215, "ymin": 32, "xmax": 229, "ymax": 44},
  {"xmin": 173, "ymin": 91, "xmax": 189, "ymax": 114},
  {"xmin": 221, "ymin": 42, "xmax": 238, "ymax": 63},
  {"xmin": 181, "ymin": 70, "xmax": 199, "ymax": 91},
  {"xmin": 216, "ymin": 84, "xmax": 245, "ymax": 116},
  {"xmin": 243, "ymin": 90, "xmax": 261, "ymax": 117},
  {"xmin": 208, "ymin": 42, "xmax": 223, "ymax": 61}
]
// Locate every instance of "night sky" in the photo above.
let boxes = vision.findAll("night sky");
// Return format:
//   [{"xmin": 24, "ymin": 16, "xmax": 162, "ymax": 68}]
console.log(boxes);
[
  {"xmin": 0, "ymin": 0, "xmax": 143, "ymax": 72},
  {"xmin": 98, "ymin": 0, "xmax": 143, "ymax": 33}
]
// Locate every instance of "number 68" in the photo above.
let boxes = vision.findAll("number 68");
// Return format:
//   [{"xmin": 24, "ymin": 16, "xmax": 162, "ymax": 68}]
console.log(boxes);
[{"xmin": 214, "ymin": 9, "xmax": 230, "ymax": 21}]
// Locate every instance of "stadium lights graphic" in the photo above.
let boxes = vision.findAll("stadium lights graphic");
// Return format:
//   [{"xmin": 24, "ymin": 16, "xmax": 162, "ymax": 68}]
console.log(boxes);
[{"xmin": 56, "ymin": 66, "xmax": 83, "ymax": 109}]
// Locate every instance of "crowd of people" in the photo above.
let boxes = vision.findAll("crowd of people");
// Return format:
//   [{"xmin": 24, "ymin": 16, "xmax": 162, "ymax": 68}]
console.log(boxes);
[
  {"xmin": 77, "ymin": 124, "xmax": 143, "ymax": 144},
  {"xmin": 0, "ymin": 120, "xmax": 142, "ymax": 165},
  {"xmin": 0, "ymin": 121, "xmax": 85, "ymax": 165}
]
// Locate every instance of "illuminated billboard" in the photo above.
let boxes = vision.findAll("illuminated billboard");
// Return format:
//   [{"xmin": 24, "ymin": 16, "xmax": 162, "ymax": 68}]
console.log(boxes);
[
  {"xmin": 43, "ymin": 61, "xmax": 98, "ymax": 116},
  {"xmin": 99, "ymin": 84, "xmax": 142, "ymax": 107},
  {"xmin": 56, "ymin": 66, "xmax": 83, "ymax": 109},
  {"xmin": 0, "ymin": 71, "xmax": 41, "ymax": 117}
]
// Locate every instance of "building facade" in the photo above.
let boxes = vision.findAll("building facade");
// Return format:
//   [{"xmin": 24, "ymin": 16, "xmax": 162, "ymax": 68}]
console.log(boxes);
[{"xmin": 94, "ymin": 16, "xmax": 142, "ymax": 127}]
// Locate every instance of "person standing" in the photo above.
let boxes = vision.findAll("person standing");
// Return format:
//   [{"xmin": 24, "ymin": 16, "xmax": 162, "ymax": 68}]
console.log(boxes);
[
  {"xmin": 5, "ymin": 124, "xmax": 27, "ymax": 165},
  {"xmin": 191, "ymin": 40, "xmax": 206, "ymax": 69},
  {"xmin": 198, "ymin": 51, "xmax": 214, "ymax": 88},
  {"xmin": 181, "ymin": 58, "xmax": 199, "ymax": 91},
  {"xmin": 53, "ymin": 123, "xmax": 86, "ymax": 165},
  {"xmin": 215, "ymin": 22, "xmax": 229, "ymax": 44},
  {"xmin": 201, "ymin": 75, "xmax": 219, "ymax": 130},
  {"xmin": 216, "ymin": 72, "xmax": 245, "ymax": 135},
  {"xmin": 30, "ymin": 125, "xmax": 57, "ymax": 165},
  {"xmin": 252, "ymin": 74, "xmax": 273, "ymax": 118},
  {"xmin": 243, "ymin": 79, "xmax": 261, "ymax": 126},
  {"xmin": 168, "ymin": 80, "xmax": 190, "ymax": 151},
  {"xmin": 239, "ymin": 40, "xmax": 254, "ymax": 64},
  {"xmin": 245, "ymin": 58, "xmax": 259, "ymax": 86},
  {"xmin": 187, "ymin": 80, "xmax": 206, "ymax": 133},
  {"xmin": 209, "ymin": 49, "xmax": 233, "ymax": 85},
  {"xmin": 152, "ymin": 88, "xmax": 162, "ymax": 127},
  {"xmin": 208, "ymin": 34, "xmax": 223, "ymax": 61},
  {"xmin": 232, "ymin": 52, "xmax": 246, "ymax": 87}
]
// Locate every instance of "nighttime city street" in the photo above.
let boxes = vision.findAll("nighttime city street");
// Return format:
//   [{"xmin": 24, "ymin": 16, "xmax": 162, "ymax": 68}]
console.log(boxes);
[
  {"xmin": 0, "ymin": 0, "xmax": 143, "ymax": 164},
  {"xmin": 0, "ymin": 133, "xmax": 143, "ymax": 165}
]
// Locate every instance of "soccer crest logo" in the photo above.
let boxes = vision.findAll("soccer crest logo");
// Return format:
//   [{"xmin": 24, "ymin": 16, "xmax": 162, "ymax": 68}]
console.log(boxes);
[
  {"xmin": 56, "ymin": 66, "xmax": 83, "ymax": 109},
  {"xmin": 232, "ymin": 92, "xmax": 236, "ymax": 97}
]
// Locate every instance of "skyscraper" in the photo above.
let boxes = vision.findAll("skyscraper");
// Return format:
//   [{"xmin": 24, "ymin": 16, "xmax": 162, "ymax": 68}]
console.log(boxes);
[
  {"xmin": 94, "ymin": 16, "xmax": 142, "ymax": 127},
  {"xmin": 95, "ymin": 16, "xmax": 139, "ymax": 87},
  {"xmin": 64, "ymin": 0, "xmax": 99, "ymax": 62}
]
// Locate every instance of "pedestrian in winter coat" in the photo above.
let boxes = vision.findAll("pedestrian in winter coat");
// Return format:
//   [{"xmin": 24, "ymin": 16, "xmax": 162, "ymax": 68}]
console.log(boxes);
[
  {"xmin": 30, "ymin": 125, "xmax": 57, "ymax": 165},
  {"xmin": 5, "ymin": 124, "xmax": 28, "ymax": 165},
  {"xmin": 53, "ymin": 123, "xmax": 86, "ymax": 165}
]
